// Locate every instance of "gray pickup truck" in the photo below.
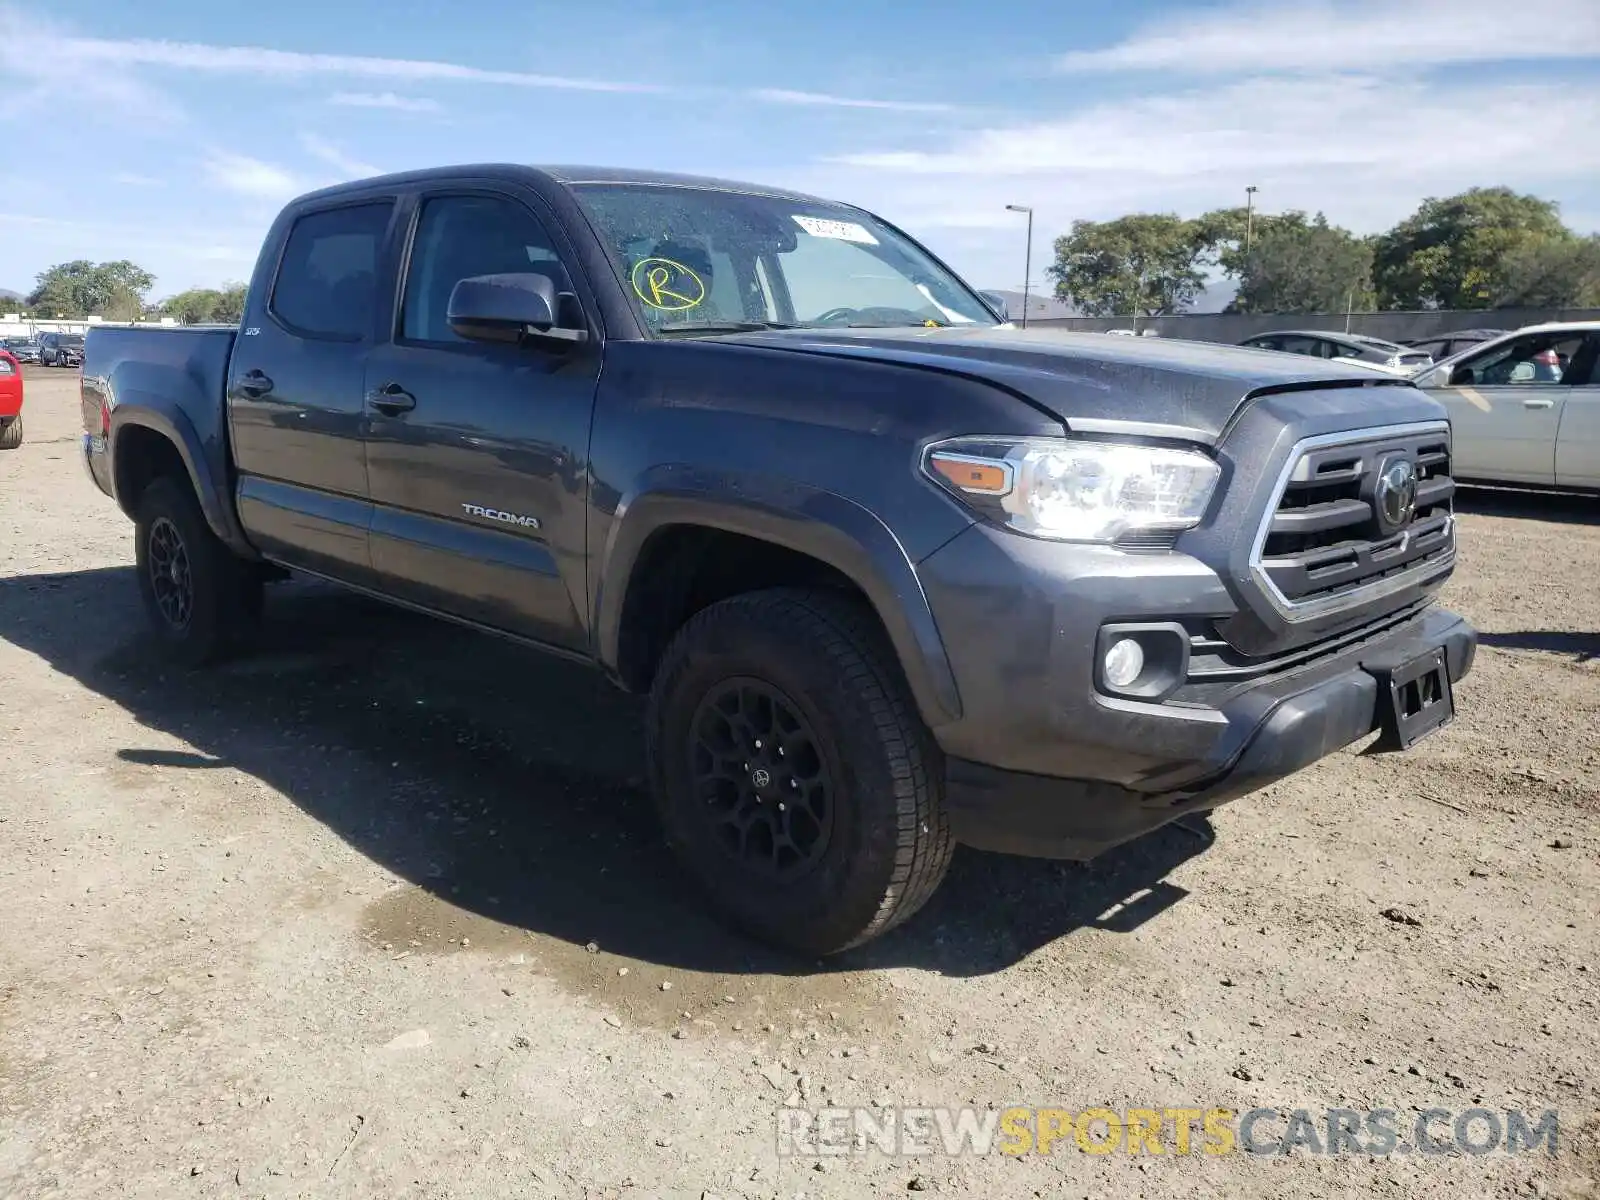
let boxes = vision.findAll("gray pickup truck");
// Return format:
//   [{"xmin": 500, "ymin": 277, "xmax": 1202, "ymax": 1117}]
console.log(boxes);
[{"xmin": 80, "ymin": 164, "xmax": 1476, "ymax": 954}]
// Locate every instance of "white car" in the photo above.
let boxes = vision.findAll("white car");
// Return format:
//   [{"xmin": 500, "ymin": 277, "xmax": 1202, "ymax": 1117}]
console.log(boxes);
[
  {"xmin": 1238, "ymin": 330, "xmax": 1432, "ymax": 376},
  {"xmin": 1411, "ymin": 321, "xmax": 1600, "ymax": 491}
]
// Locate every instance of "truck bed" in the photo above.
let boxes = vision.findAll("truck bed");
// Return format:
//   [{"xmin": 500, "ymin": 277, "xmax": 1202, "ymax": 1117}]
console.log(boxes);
[{"xmin": 81, "ymin": 324, "xmax": 239, "ymax": 527}]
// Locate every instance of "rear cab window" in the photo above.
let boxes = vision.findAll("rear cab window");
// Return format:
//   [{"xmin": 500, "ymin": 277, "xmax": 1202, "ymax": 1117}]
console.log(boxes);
[{"xmin": 270, "ymin": 202, "xmax": 393, "ymax": 340}]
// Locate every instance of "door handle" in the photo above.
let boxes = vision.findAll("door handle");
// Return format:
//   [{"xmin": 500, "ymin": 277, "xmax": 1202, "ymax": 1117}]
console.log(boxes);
[
  {"xmin": 368, "ymin": 382, "xmax": 416, "ymax": 416},
  {"xmin": 1523, "ymin": 398, "xmax": 1556, "ymax": 409},
  {"xmin": 236, "ymin": 370, "xmax": 274, "ymax": 398}
]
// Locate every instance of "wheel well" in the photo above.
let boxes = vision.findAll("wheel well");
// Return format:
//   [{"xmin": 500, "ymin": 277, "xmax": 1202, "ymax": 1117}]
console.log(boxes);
[
  {"xmin": 614, "ymin": 526, "xmax": 876, "ymax": 693},
  {"xmin": 113, "ymin": 426, "xmax": 190, "ymax": 518}
]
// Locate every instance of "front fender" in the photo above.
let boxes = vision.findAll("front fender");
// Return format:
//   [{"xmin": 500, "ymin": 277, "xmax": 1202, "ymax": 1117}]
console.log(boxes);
[
  {"xmin": 108, "ymin": 393, "xmax": 254, "ymax": 558},
  {"xmin": 594, "ymin": 467, "xmax": 964, "ymax": 728}
]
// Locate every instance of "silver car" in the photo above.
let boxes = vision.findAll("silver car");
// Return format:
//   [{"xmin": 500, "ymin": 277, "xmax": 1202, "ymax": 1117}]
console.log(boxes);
[
  {"xmin": 1411, "ymin": 322, "xmax": 1600, "ymax": 491},
  {"xmin": 1239, "ymin": 330, "xmax": 1433, "ymax": 375}
]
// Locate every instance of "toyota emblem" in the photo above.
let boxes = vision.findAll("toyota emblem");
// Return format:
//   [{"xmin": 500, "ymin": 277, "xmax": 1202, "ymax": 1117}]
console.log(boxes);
[{"xmin": 1374, "ymin": 456, "xmax": 1418, "ymax": 532}]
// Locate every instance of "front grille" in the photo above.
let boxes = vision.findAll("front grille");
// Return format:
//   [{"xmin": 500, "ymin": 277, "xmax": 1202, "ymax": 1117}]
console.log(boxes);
[
  {"xmin": 1187, "ymin": 598, "xmax": 1429, "ymax": 683},
  {"xmin": 1250, "ymin": 422, "xmax": 1455, "ymax": 618}
]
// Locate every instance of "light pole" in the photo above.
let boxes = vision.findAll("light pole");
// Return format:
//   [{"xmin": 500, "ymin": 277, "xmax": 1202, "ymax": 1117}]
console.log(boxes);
[
  {"xmin": 1244, "ymin": 185, "xmax": 1259, "ymax": 257},
  {"xmin": 1006, "ymin": 204, "xmax": 1033, "ymax": 328}
]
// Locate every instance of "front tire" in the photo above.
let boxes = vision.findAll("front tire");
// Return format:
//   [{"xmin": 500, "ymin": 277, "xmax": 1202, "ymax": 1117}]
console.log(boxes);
[
  {"xmin": 0, "ymin": 415, "xmax": 20, "ymax": 450},
  {"xmin": 647, "ymin": 588, "xmax": 953, "ymax": 956},
  {"xmin": 134, "ymin": 477, "xmax": 262, "ymax": 667}
]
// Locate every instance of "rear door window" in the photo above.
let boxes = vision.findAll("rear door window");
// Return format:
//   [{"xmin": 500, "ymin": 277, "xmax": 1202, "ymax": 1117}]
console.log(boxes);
[{"xmin": 270, "ymin": 202, "xmax": 393, "ymax": 340}]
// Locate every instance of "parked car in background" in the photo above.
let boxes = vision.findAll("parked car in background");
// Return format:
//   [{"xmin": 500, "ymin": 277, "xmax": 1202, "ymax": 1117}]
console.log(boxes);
[
  {"xmin": 1411, "ymin": 322, "xmax": 1599, "ymax": 490},
  {"xmin": 0, "ymin": 347, "xmax": 24, "ymax": 449},
  {"xmin": 1, "ymin": 337, "xmax": 42, "ymax": 364},
  {"xmin": 1405, "ymin": 328, "xmax": 1506, "ymax": 364},
  {"xmin": 39, "ymin": 332, "xmax": 85, "ymax": 367},
  {"xmin": 1238, "ymin": 330, "xmax": 1433, "ymax": 374}
]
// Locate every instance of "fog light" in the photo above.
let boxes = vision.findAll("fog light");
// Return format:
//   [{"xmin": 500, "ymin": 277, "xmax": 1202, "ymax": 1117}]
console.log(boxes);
[{"xmin": 1104, "ymin": 637, "xmax": 1145, "ymax": 689}]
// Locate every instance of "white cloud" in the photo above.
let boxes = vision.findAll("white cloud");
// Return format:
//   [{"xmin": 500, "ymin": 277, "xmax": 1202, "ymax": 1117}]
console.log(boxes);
[
  {"xmin": 0, "ymin": 210, "xmax": 257, "ymax": 287},
  {"xmin": 329, "ymin": 91, "xmax": 441, "ymax": 113},
  {"xmin": 829, "ymin": 75, "xmax": 1600, "ymax": 186},
  {"xmin": 14, "ymin": 18, "xmax": 951, "ymax": 113},
  {"xmin": 49, "ymin": 34, "xmax": 668, "ymax": 94},
  {"xmin": 204, "ymin": 152, "xmax": 301, "ymax": 200},
  {"xmin": 0, "ymin": 4, "xmax": 183, "ymax": 125},
  {"xmin": 299, "ymin": 133, "xmax": 380, "ymax": 180},
  {"xmin": 1059, "ymin": 0, "xmax": 1600, "ymax": 74},
  {"xmin": 793, "ymin": 71, "xmax": 1600, "ymax": 286},
  {"xmin": 749, "ymin": 88, "xmax": 956, "ymax": 114}
]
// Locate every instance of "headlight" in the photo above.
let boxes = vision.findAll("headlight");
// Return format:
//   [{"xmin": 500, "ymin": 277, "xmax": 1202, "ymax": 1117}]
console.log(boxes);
[{"xmin": 923, "ymin": 436, "xmax": 1220, "ymax": 543}]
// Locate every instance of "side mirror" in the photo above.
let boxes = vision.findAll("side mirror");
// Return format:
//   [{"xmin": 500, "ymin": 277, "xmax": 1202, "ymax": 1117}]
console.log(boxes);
[
  {"xmin": 978, "ymin": 291, "xmax": 1010, "ymax": 321},
  {"xmin": 1447, "ymin": 364, "xmax": 1474, "ymax": 387},
  {"xmin": 447, "ymin": 273, "xmax": 587, "ymax": 348}
]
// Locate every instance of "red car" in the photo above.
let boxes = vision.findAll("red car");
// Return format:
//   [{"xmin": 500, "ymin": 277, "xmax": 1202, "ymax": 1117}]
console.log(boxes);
[{"xmin": 0, "ymin": 348, "xmax": 23, "ymax": 449}]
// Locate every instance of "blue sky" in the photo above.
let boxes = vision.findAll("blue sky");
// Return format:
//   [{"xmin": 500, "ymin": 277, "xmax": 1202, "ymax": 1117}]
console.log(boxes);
[{"xmin": 4, "ymin": 0, "xmax": 1600, "ymax": 301}]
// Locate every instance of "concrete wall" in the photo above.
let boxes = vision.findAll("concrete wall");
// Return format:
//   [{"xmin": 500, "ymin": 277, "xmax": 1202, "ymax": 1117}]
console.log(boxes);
[
  {"xmin": 1029, "ymin": 308, "xmax": 1600, "ymax": 344},
  {"xmin": 0, "ymin": 317, "xmax": 97, "ymax": 339}
]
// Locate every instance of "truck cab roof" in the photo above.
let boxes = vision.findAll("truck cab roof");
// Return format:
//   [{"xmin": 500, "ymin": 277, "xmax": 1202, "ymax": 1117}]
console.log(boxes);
[{"xmin": 292, "ymin": 163, "xmax": 834, "ymax": 208}]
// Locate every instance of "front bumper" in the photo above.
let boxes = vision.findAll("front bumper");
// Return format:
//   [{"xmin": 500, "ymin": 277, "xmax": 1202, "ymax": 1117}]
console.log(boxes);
[{"xmin": 941, "ymin": 605, "xmax": 1475, "ymax": 860}]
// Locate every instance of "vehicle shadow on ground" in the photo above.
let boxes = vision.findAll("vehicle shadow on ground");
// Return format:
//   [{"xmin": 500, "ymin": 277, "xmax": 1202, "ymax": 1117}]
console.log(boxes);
[
  {"xmin": 1478, "ymin": 630, "xmax": 1599, "ymax": 663},
  {"xmin": 1454, "ymin": 486, "xmax": 1599, "ymax": 525},
  {"xmin": 0, "ymin": 566, "xmax": 1213, "ymax": 979}
]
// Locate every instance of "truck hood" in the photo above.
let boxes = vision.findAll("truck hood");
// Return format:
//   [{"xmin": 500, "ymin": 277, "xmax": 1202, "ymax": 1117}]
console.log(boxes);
[{"xmin": 709, "ymin": 326, "xmax": 1410, "ymax": 444}]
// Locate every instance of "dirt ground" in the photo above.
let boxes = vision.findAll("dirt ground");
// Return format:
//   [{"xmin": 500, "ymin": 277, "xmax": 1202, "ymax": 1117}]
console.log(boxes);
[{"xmin": 1, "ymin": 365, "xmax": 1596, "ymax": 1200}]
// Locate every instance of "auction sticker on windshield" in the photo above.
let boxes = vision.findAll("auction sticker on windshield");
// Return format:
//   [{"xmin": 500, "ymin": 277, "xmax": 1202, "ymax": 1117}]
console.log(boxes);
[
  {"xmin": 630, "ymin": 257, "xmax": 706, "ymax": 312},
  {"xmin": 792, "ymin": 215, "xmax": 879, "ymax": 245}
]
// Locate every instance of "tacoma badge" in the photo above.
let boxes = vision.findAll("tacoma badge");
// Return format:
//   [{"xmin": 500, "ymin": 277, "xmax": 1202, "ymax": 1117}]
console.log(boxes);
[{"xmin": 461, "ymin": 503, "xmax": 541, "ymax": 529}]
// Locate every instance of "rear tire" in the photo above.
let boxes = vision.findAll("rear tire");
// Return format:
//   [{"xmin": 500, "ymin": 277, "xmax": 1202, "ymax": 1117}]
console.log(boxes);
[
  {"xmin": 0, "ymin": 415, "xmax": 20, "ymax": 450},
  {"xmin": 134, "ymin": 476, "xmax": 262, "ymax": 667},
  {"xmin": 647, "ymin": 587, "xmax": 953, "ymax": 956}
]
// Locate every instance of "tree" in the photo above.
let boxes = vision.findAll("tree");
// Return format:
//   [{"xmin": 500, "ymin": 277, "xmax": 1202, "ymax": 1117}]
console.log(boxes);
[
  {"xmin": 1371, "ymin": 188, "xmax": 1569, "ymax": 310},
  {"xmin": 214, "ymin": 282, "xmax": 248, "ymax": 324},
  {"xmin": 159, "ymin": 282, "xmax": 247, "ymax": 325},
  {"xmin": 1493, "ymin": 236, "xmax": 1600, "ymax": 308},
  {"xmin": 27, "ymin": 259, "xmax": 155, "ymax": 319},
  {"xmin": 1048, "ymin": 214, "xmax": 1208, "ymax": 318},
  {"xmin": 1226, "ymin": 213, "xmax": 1376, "ymax": 315}
]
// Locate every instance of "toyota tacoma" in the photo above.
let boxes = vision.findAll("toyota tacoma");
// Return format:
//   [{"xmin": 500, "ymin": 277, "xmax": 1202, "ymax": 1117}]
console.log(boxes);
[{"xmin": 80, "ymin": 165, "xmax": 1475, "ymax": 954}]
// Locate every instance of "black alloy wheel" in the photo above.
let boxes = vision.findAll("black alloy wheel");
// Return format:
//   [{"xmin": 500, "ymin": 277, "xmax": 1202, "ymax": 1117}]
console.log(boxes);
[
  {"xmin": 647, "ymin": 587, "xmax": 954, "ymax": 956},
  {"xmin": 146, "ymin": 515, "xmax": 194, "ymax": 631},
  {"xmin": 688, "ymin": 677, "xmax": 835, "ymax": 881}
]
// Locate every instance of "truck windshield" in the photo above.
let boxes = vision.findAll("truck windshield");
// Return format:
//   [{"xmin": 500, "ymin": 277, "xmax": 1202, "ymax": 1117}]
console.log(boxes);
[{"xmin": 572, "ymin": 184, "xmax": 997, "ymax": 336}]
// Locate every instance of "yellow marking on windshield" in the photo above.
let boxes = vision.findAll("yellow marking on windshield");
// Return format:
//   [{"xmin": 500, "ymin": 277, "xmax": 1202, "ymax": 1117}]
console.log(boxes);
[{"xmin": 630, "ymin": 257, "xmax": 706, "ymax": 312}]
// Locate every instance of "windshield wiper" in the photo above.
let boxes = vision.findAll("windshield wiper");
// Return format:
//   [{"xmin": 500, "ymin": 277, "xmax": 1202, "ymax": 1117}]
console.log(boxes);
[{"xmin": 656, "ymin": 320, "xmax": 802, "ymax": 335}]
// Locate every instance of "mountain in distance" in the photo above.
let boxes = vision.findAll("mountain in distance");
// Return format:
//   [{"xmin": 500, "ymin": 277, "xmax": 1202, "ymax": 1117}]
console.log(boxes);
[
  {"xmin": 982, "ymin": 289, "xmax": 1077, "ymax": 320},
  {"xmin": 983, "ymin": 278, "xmax": 1239, "ymax": 322}
]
